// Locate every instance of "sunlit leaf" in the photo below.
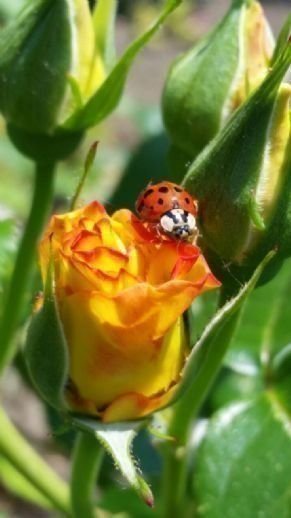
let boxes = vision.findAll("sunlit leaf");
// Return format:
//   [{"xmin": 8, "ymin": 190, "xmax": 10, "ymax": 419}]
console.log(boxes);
[
  {"xmin": 194, "ymin": 393, "xmax": 291, "ymax": 518},
  {"xmin": 208, "ymin": 369, "xmax": 264, "ymax": 413}
]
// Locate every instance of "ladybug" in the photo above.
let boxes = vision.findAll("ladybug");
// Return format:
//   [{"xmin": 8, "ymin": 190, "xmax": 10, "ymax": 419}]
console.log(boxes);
[{"xmin": 135, "ymin": 181, "xmax": 198, "ymax": 240}]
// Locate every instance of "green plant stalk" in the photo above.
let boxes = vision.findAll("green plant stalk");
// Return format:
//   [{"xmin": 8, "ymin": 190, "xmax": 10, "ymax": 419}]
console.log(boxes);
[
  {"xmin": 71, "ymin": 432, "xmax": 104, "ymax": 518},
  {"xmin": 161, "ymin": 287, "xmax": 241, "ymax": 517},
  {"xmin": 0, "ymin": 161, "xmax": 55, "ymax": 373},
  {"xmin": 0, "ymin": 407, "xmax": 71, "ymax": 515},
  {"xmin": 70, "ymin": 141, "xmax": 98, "ymax": 210}
]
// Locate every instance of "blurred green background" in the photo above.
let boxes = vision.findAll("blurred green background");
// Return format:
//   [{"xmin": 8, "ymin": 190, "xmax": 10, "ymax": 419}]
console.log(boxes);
[{"xmin": 0, "ymin": 1, "xmax": 290, "ymax": 516}]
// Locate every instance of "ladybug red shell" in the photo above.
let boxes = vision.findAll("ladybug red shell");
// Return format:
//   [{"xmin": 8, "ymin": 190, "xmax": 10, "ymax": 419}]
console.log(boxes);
[
  {"xmin": 135, "ymin": 181, "xmax": 198, "ymax": 222},
  {"xmin": 135, "ymin": 181, "xmax": 199, "ymax": 241}
]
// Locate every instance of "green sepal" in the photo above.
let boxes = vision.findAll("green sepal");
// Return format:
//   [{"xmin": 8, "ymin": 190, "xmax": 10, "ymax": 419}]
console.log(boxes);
[
  {"xmin": 172, "ymin": 251, "xmax": 275, "ymax": 405},
  {"xmin": 264, "ymin": 130, "xmax": 291, "ymax": 261},
  {"xmin": 163, "ymin": 0, "xmax": 246, "ymax": 159},
  {"xmin": 25, "ymin": 254, "xmax": 68, "ymax": 411},
  {"xmin": 271, "ymin": 13, "xmax": 291, "ymax": 66},
  {"xmin": 63, "ymin": 0, "xmax": 182, "ymax": 131},
  {"xmin": 71, "ymin": 416, "xmax": 154, "ymax": 508},
  {"xmin": 183, "ymin": 42, "xmax": 291, "ymax": 270},
  {"xmin": 0, "ymin": 0, "xmax": 72, "ymax": 133},
  {"xmin": 248, "ymin": 195, "xmax": 266, "ymax": 231}
]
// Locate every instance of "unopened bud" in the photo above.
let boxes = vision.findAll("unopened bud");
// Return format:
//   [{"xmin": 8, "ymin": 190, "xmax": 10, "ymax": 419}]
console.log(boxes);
[{"xmin": 162, "ymin": 0, "xmax": 274, "ymax": 169}]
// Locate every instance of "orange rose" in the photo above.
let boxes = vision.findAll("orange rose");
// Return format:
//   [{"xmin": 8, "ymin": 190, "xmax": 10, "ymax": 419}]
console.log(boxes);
[{"xmin": 39, "ymin": 201, "xmax": 220, "ymax": 422}]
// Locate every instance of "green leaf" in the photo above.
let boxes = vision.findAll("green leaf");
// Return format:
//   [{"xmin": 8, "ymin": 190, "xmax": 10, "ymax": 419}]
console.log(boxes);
[
  {"xmin": 63, "ymin": 0, "xmax": 182, "ymax": 130},
  {"xmin": 173, "ymin": 251, "xmax": 275, "ymax": 405},
  {"xmin": 208, "ymin": 369, "xmax": 263, "ymax": 413},
  {"xmin": 25, "ymin": 257, "xmax": 68, "ymax": 410},
  {"xmin": 194, "ymin": 393, "xmax": 291, "ymax": 518},
  {"xmin": 226, "ymin": 257, "xmax": 291, "ymax": 372},
  {"xmin": 71, "ymin": 417, "xmax": 154, "ymax": 507},
  {"xmin": 93, "ymin": 0, "xmax": 117, "ymax": 71}
]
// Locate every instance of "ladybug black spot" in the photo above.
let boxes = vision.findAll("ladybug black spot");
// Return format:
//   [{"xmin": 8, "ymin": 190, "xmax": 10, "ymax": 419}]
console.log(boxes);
[
  {"xmin": 158, "ymin": 198, "xmax": 164, "ymax": 205},
  {"xmin": 158, "ymin": 186, "xmax": 169, "ymax": 193},
  {"xmin": 144, "ymin": 188, "xmax": 154, "ymax": 198},
  {"xmin": 174, "ymin": 186, "xmax": 182, "ymax": 192},
  {"xmin": 185, "ymin": 197, "xmax": 190, "ymax": 204}
]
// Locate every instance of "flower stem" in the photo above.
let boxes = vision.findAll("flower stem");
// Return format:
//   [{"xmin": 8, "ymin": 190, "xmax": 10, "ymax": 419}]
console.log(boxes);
[
  {"xmin": 161, "ymin": 286, "xmax": 241, "ymax": 517},
  {"xmin": 0, "ymin": 407, "xmax": 71, "ymax": 515},
  {"xmin": 71, "ymin": 432, "xmax": 104, "ymax": 518},
  {"xmin": 0, "ymin": 160, "xmax": 55, "ymax": 373}
]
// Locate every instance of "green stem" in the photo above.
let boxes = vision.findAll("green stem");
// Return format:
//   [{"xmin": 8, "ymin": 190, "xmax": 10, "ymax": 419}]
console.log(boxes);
[
  {"xmin": 0, "ymin": 161, "xmax": 55, "ymax": 373},
  {"xmin": 0, "ymin": 407, "xmax": 71, "ymax": 515},
  {"xmin": 70, "ymin": 142, "xmax": 98, "ymax": 211},
  {"xmin": 71, "ymin": 432, "xmax": 104, "ymax": 518},
  {"xmin": 161, "ymin": 287, "xmax": 241, "ymax": 518}
]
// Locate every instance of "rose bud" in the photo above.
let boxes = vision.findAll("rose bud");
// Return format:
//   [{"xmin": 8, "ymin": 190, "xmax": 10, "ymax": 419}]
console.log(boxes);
[
  {"xmin": 0, "ymin": 0, "xmax": 104, "ymax": 134},
  {"xmin": 25, "ymin": 202, "xmax": 219, "ymax": 422},
  {"xmin": 0, "ymin": 0, "xmax": 180, "ymax": 160},
  {"xmin": 162, "ymin": 0, "xmax": 274, "ymax": 170},
  {"xmin": 183, "ymin": 37, "xmax": 291, "ymax": 287}
]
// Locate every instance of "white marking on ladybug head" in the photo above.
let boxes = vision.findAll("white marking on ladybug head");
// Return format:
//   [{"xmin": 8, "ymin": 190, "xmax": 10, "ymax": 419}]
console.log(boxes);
[
  {"xmin": 160, "ymin": 209, "xmax": 197, "ymax": 240},
  {"xmin": 160, "ymin": 213, "xmax": 175, "ymax": 233}
]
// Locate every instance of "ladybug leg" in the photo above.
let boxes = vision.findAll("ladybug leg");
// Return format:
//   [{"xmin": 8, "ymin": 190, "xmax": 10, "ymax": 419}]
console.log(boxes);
[
  {"xmin": 189, "ymin": 228, "xmax": 200, "ymax": 245},
  {"xmin": 145, "ymin": 221, "xmax": 164, "ymax": 241},
  {"xmin": 155, "ymin": 222, "xmax": 165, "ymax": 239}
]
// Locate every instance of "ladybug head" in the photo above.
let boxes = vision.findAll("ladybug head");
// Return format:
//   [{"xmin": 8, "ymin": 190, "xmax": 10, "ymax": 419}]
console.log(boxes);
[{"xmin": 159, "ymin": 209, "xmax": 197, "ymax": 240}]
